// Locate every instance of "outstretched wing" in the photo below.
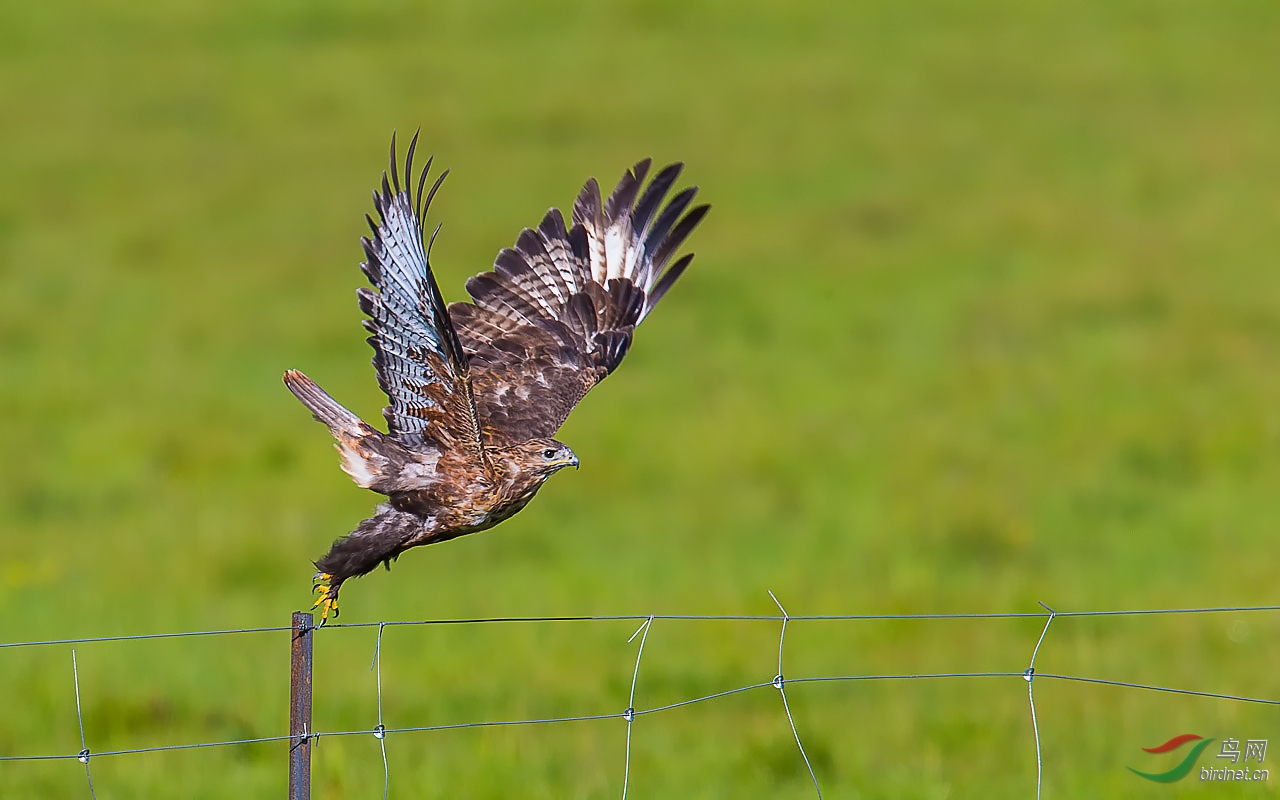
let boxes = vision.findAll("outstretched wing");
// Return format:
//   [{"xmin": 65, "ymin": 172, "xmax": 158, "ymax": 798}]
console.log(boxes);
[
  {"xmin": 449, "ymin": 160, "xmax": 709, "ymax": 446},
  {"xmin": 359, "ymin": 133, "xmax": 482, "ymax": 456}
]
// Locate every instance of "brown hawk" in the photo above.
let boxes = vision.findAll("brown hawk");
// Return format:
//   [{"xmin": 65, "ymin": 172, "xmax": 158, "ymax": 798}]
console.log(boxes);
[{"xmin": 284, "ymin": 134, "xmax": 708, "ymax": 620}]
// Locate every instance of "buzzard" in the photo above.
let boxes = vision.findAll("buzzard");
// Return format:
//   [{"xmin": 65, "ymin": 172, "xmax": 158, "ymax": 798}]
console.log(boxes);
[{"xmin": 285, "ymin": 134, "xmax": 708, "ymax": 621}]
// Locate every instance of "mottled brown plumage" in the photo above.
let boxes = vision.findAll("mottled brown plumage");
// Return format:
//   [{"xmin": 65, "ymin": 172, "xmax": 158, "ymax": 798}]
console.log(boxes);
[{"xmin": 285, "ymin": 133, "xmax": 708, "ymax": 619}]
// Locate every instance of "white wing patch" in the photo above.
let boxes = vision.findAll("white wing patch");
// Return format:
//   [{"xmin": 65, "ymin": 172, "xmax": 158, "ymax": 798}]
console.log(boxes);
[
  {"xmin": 337, "ymin": 438, "xmax": 380, "ymax": 489},
  {"xmin": 334, "ymin": 432, "xmax": 441, "ymax": 491},
  {"xmin": 604, "ymin": 224, "xmax": 631, "ymax": 281}
]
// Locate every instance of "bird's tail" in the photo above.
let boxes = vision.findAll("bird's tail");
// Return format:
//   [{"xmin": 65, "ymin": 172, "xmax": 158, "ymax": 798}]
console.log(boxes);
[
  {"xmin": 284, "ymin": 369, "xmax": 400, "ymax": 491},
  {"xmin": 283, "ymin": 370, "xmax": 363, "ymax": 436}
]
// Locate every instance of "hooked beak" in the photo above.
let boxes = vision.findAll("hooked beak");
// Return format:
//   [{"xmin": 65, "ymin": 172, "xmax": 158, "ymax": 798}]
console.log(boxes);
[{"xmin": 553, "ymin": 453, "xmax": 580, "ymax": 470}]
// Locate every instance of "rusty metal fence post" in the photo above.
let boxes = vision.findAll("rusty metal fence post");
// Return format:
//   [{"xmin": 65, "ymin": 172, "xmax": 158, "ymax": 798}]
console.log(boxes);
[{"xmin": 289, "ymin": 611, "xmax": 314, "ymax": 800}]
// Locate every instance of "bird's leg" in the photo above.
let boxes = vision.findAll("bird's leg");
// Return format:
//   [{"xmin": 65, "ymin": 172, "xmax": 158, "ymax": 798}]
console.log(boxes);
[
  {"xmin": 310, "ymin": 509, "xmax": 415, "ymax": 623},
  {"xmin": 312, "ymin": 572, "xmax": 341, "ymax": 624}
]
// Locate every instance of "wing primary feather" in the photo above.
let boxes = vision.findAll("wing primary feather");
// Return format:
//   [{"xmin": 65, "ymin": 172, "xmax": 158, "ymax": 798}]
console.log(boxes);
[
  {"xmin": 573, "ymin": 177, "xmax": 607, "ymax": 281},
  {"xmin": 422, "ymin": 169, "xmax": 450, "ymax": 221},
  {"xmin": 604, "ymin": 163, "xmax": 642, "ymax": 225},
  {"xmin": 631, "ymin": 158, "xmax": 652, "ymax": 191},
  {"xmin": 572, "ymin": 177, "xmax": 601, "ymax": 228},
  {"xmin": 592, "ymin": 179, "xmax": 605, "ymax": 237},
  {"xmin": 494, "ymin": 247, "xmax": 532, "ymax": 278},
  {"xmin": 538, "ymin": 208, "xmax": 568, "ymax": 241},
  {"xmin": 537, "ymin": 209, "xmax": 579, "ymax": 296},
  {"xmin": 389, "ymin": 130, "xmax": 400, "ymax": 193},
  {"xmin": 428, "ymin": 222, "xmax": 442, "ymax": 258},
  {"xmin": 651, "ymin": 203, "xmax": 710, "ymax": 273},
  {"xmin": 405, "ymin": 130, "xmax": 418, "ymax": 178},
  {"xmin": 416, "ymin": 155, "xmax": 435, "ymax": 228},
  {"xmin": 646, "ymin": 252, "xmax": 694, "ymax": 314},
  {"xmin": 515, "ymin": 227, "xmax": 550, "ymax": 261},
  {"xmin": 567, "ymin": 222, "xmax": 590, "ymax": 261},
  {"xmin": 631, "ymin": 162, "xmax": 683, "ymax": 237},
  {"xmin": 643, "ymin": 185, "xmax": 698, "ymax": 256},
  {"xmin": 404, "ymin": 129, "xmax": 420, "ymax": 199}
]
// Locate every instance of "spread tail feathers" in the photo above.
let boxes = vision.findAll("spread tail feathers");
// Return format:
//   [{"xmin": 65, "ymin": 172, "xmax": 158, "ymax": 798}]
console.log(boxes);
[
  {"xmin": 284, "ymin": 369, "xmax": 387, "ymax": 489},
  {"xmin": 283, "ymin": 369, "xmax": 444, "ymax": 494},
  {"xmin": 283, "ymin": 369, "xmax": 363, "ymax": 435}
]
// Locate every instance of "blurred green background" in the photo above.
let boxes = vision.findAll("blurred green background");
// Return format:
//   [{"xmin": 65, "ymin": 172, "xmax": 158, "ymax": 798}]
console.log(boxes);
[{"xmin": 2, "ymin": 0, "xmax": 1279, "ymax": 797}]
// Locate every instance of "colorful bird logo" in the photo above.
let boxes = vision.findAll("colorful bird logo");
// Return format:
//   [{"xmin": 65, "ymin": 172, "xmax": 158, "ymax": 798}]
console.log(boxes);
[{"xmin": 1128, "ymin": 734, "xmax": 1215, "ymax": 782}]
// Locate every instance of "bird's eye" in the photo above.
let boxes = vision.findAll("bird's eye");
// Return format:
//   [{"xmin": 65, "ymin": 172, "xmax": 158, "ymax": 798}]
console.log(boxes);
[{"xmin": 542, "ymin": 448, "xmax": 557, "ymax": 459}]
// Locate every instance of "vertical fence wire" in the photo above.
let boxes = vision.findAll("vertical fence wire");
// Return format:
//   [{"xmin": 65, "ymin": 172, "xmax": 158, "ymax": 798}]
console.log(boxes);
[
  {"xmin": 621, "ymin": 615, "xmax": 654, "ymax": 800},
  {"xmin": 370, "ymin": 622, "xmax": 389, "ymax": 800},
  {"xmin": 769, "ymin": 591, "xmax": 823, "ymax": 799},
  {"xmin": 1025, "ymin": 603, "xmax": 1056, "ymax": 800},
  {"xmin": 70, "ymin": 650, "xmax": 97, "ymax": 800}
]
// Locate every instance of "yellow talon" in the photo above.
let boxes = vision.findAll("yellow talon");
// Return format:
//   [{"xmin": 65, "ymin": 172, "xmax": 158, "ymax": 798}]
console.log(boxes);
[
  {"xmin": 316, "ymin": 596, "xmax": 338, "ymax": 621},
  {"xmin": 311, "ymin": 573, "xmax": 339, "ymax": 623}
]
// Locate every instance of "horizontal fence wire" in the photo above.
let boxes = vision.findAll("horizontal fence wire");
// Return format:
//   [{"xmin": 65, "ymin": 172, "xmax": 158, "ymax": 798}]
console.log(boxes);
[
  {"xmin": 5, "ymin": 604, "xmax": 1279, "ymax": 650},
  {"xmin": 2, "ymin": 602, "xmax": 1278, "ymax": 797}
]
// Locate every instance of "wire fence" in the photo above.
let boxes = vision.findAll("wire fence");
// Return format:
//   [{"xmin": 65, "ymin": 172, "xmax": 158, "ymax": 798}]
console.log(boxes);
[{"xmin": 2, "ymin": 600, "xmax": 1279, "ymax": 798}]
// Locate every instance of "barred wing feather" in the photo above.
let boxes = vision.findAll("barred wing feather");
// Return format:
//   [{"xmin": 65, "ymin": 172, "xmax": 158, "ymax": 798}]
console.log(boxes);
[
  {"xmin": 450, "ymin": 160, "xmax": 709, "ymax": 445},
  {"xmin": 359, "ymin": 134, "xmax": 483, "ymax": 456}
]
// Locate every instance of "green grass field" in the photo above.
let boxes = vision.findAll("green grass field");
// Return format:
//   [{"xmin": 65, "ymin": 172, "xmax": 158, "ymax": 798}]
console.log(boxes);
[{"xmin": 3, "ymin": 1, "xmax": 1280, "ymax": 796}]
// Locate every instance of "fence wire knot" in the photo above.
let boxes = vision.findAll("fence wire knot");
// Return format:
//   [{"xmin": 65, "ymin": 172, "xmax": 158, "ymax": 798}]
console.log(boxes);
[
  {"xmin": 373, "ymin": 724, "xmax": 385, "ymax": 740},
  {"xmin": 290, "ymin": 724, "xmax": 312, "ymax": 752},
  {"xmin": 772, "ymin": 674, "xmax": 785, "ymax": 690},
  {"xmin": 77, "ymin": 748, "xmax": 89, "ymax": 764}
]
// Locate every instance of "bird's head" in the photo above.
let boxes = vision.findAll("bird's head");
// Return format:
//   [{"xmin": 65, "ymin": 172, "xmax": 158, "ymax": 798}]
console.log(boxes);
[
  {"xmin": 525, "ymin": 439, "xmax": 579, "ymax": 475},
  {"xmin": 499, "ymin": 432, "xmax": 581, "ymax": 476}
]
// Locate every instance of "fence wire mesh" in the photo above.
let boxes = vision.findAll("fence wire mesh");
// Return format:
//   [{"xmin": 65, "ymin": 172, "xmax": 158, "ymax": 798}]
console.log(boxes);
[{"xmin": 2, "ymin": 601, "xmax": 1278, "ymax": 798}]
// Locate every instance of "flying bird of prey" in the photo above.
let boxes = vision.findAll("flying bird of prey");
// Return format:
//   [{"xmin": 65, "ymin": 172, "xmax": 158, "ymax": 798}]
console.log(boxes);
[{"xmin": 284, "ymin": 134, "xmax": 708, "ymax": 620}]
